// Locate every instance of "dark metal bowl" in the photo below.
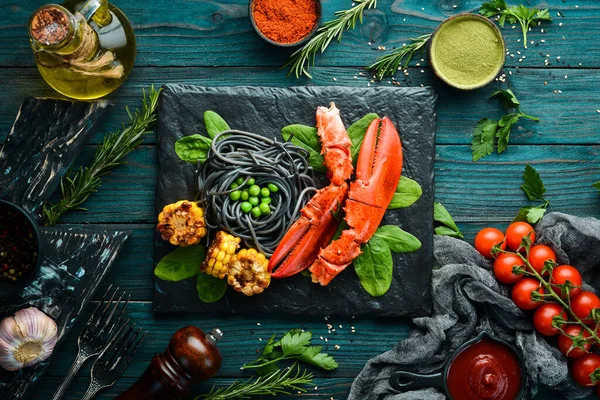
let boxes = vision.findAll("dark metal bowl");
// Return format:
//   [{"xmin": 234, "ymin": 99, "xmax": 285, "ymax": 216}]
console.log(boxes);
[
  {"xmin": 248, "ymin": 0, "xmax": 322, "ymax": 47},
  {"xmin": 0, "ymin": 200, "xmax": 43, "ymax": 299}
]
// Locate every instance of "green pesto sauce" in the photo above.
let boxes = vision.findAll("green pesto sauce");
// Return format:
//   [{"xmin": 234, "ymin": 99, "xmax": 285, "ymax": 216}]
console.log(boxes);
[{"xmin": 431, "ymin": 15, "xmax": 505, "ymax": 89}]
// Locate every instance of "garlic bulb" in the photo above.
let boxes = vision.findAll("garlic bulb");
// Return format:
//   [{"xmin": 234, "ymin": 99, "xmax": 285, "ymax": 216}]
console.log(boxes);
[{"xmin": 0, "ymin": 307, "xmax": 58, "ymax": 371}]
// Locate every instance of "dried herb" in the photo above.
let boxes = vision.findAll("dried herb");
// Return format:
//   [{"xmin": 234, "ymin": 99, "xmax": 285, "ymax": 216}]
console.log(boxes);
[{"xmin": 43, "ymin": 86, "xmax": 160, "ymax": 225}]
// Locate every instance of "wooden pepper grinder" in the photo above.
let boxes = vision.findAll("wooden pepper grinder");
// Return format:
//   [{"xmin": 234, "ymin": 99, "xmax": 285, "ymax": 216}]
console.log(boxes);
[{"xmin": 115, "ymin": 326, "xmax": 222, "ymax": 399}]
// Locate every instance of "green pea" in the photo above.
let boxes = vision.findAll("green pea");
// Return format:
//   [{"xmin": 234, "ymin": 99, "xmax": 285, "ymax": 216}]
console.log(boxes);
[
  {"xmin": 260, "ymin": 187, "xmax": 270, "ymax": 198},
  {"xmin": 241, "ymin": 190, "xmax": 249, "ymax": 201},
  {"xmin": 261, "ymin": 197, "xmax": 271, "ymax": 205},
  {"xmin": 229, "ymin": 190, "xmax": 241, "ymax": 201},
  {"xmin": 247, "ymin": 178, "xmax": 256, "ymax": 186},
  {"xmin": 267, "ymin": 183, "xmax": 279, "ymax": 193},
  {"xmin": 249, "ymin": 185, "xmax": 260, "ymax": 196},
  {"xmin": 251, "ymin": 207, "xmax": 262, "ymax": 219},
  {"xmin": 235, "ymin": 177, "xmax": 244, "ymax": 185},
  {"xmin": 229, "ymin": 182, "xmax": 239, "ymax": 190},
  {"xmin": 249, "ymin": 196, "xmax": 259, "ymax": 206},
  {"xmin": 259, "ymin": 203, "xmax": 270, "ymax": 214},
  {"xmin": 240, "ymin": 202, "xmax": 252, "ymax": 214}
]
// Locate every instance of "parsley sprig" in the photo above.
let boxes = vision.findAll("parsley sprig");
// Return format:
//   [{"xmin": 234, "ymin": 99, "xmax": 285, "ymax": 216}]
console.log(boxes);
[
  {"xmin": 367, "ymin": 34, "xmax": 431, "ymax": 81},
  {"xmin": 480, "ymin": 0, "xmax": 551, "ymax": 48},
  {"xmin": 472, "ymin": 89, "xmax": 539, "ymax": 161},
  {"xmin": 514, "ymin": 164, "xmax": 550, "ymax": 224},
  {"xmin": 284, "ymin": 0, "xmax": 377, "ymax": 79},
  {"xmin": 243, "ymin": 329, "xmax": 338, "ymax": 374}
]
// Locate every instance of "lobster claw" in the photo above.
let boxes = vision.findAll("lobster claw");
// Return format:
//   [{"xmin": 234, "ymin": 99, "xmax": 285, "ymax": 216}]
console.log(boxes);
[{"xmin": 268, "ymin": 183, "xmax": 348, "ymax": 279}]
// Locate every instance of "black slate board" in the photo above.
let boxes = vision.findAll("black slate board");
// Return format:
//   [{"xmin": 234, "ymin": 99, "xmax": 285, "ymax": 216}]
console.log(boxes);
[
  {"xmin": 0, "ymin": 98, "xmax": 130, "ymax": 399},
  {"xmin": 154, "ymin": 85, "xmax": 436, "ymax": 318}
]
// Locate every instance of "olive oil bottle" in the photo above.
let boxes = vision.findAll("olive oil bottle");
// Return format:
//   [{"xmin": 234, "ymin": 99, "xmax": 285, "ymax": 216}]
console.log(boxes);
[{"xmin": 28, "ymin": 0, "xmax": 135, "ymax": 100}]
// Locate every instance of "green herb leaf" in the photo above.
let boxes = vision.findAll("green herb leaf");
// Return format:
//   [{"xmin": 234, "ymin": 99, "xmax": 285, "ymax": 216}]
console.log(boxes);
[
  {"xmin": 347, "ymin": 113, "xmax": 379, "ymax": 164},
  {"xmin": 197, "ymin": 272, "xmax": 227, "ymax": 303},
  {"xmin": 154, "ymin": 245, "xmax": 206, "ymax": 281},
  {"xmin": 367, "ymin": 34, "xmax": 432, "ymax": 81},
  {"xmin": 479, "ymin": 0, "xmax": 508, "ymax": 18},
  {"xmin": 434, "ymin": 202, "xmax": 463, "ymax": 239},
  {"xmin": 490, "ymin": 89, "xmax": 520, "ymax": 109},
  {"xmin": 354, "ymin": 236, "xmax": 393, "ymax": 297},
  {"xmin": 296, "ymin": 346, "xmax": 338, "ymax": 370},
  {"xmin": 280, "ymin": 330, "xmax": 312, "ymax": 357},
  {"xmin": 435, "ymin": 226, "xmax": 464, "ymax": 239},
  {"xmin": 204, "ymin": 111, "xmax": 231, "ymax": 139},
  {"xmin": 175, "ymin": 134, "xmax": 213, "ymax": 163},
  {"xmin": 521, "ymin": 164, "xmax": 546, "ymax": 201},
  {"xmin": 281, "ymin": 125, "xmax": 325, "ymax": 173},
  {"xmin": 496, "ymin": 114, "xmax": 519, "ymax": 154},
  {"xmin": 594, "ymin": 182, "xmax": 600, "ymax": 191},
  {"xmin": 374, "ymin": 225, "xmax": 421, "ymax": 253},
  {"xmin": 472, "ymin": 118, "xmax": 498, "ymax": 161},
  {"xmin": 482, "ymin": 2, "xmax": 551, "ymax": 48},
  {"xmin": 526, "ymin": 207, "xmax": 547, "ymax": 223},
  {"xmin": 388, "ymin": 176, "xmax": 423, "ymax": 209}
]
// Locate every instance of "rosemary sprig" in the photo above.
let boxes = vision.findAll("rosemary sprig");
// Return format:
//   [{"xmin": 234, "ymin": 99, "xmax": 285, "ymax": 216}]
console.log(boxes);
[
  {"xmin": 367, "ymin": 34, "xmax": 431, "ymax": 81},
  {"xmin": 284, "ymin": 0, "xmax": 377, "ymax": 79},
  {"xmin": 42, "ymin": 86, "xmax": 161, "ymax": 226},
  {"xmin": 197, "ymin": 364, "xmax": 313, "ymax": 400}
]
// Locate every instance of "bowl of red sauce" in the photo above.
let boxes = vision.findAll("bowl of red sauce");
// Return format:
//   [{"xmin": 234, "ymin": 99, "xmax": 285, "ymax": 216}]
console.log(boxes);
[
  {"xmin": 249, "ymin": 0, "xmax": 321, "ymax": 47},
  {"xmin": 389, "ymin": 331, "xmax": 525, "ymax": 400}
]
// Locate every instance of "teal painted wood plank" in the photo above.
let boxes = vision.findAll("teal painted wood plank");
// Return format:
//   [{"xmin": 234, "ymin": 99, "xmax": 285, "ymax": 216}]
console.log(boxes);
[
  {"xmin": 1, "ymin": 0, "xmax": 597, "ymax": 68},
  {"xmin": 2, "ymin": 66, "xmax": 599, "ymax": 146},
  {"xmin": 49, "ymin": 144, "xmax": 600, "ymax": 224}
]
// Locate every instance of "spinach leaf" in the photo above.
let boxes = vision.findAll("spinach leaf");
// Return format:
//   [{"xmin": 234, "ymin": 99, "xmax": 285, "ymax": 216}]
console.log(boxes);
[
  {"xmin": 354, "ymin": 236, "xmax": 393, "ymax": 297},
  {"xmin": 388, "ymin": 176, "xmax": 422, "ymax": 209},
  {"xmin": 347, "ymin": 113, "xmax": 379, "ymax": 164},
  {"xmin": 204, "ymin": 111, "xmax": 231, "ymax": 139},
  {"xmin": 374, "ymin": 225, "xmax": 421, "ymax": 253},
  {"xmin": 434, "ymin": 202, "xmax": 464, "ymax": 239},
  {"xmin": 154, "ymin": 245, "xmax": 206, "ymax": 281},
  {"xmin": 281, "ymin": 124, "xmax": 326, "ymax": 173},
  {"xmin": 196, "ymin": 272, "xmax": 227, "ymax": 303},
  {"xmin": 175, "ymin": 134, "xmax": 212, "ymax": 163}
]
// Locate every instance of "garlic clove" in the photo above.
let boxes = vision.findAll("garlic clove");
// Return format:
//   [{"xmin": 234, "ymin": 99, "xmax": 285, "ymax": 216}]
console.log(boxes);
[{"xmin": 0, "ymin": 307, "xmax": 58, "ymax": 371}]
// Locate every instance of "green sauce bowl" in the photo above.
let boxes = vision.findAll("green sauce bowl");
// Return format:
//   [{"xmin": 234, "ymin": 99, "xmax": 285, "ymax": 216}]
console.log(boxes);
[{"xmin": 430, "ymin": 13, "xmax": 505, "ymax": 90}]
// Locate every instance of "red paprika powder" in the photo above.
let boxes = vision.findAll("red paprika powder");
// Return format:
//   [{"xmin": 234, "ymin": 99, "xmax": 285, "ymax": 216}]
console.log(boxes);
[{"xmin": 252, "ymin": 0, "xmax": 319, "ymax": 44}]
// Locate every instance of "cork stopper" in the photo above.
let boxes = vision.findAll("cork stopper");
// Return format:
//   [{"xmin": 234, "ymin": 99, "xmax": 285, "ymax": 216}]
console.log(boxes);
[{"xmin": 29, "ymin": 5, "xmax": 71, "ymax": 46}]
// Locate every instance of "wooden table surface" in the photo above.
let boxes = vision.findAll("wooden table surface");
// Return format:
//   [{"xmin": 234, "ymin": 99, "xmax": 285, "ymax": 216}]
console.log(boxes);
[{"xmin": 2, "ymin": 0, "xmax": 600, "ymax": 398}]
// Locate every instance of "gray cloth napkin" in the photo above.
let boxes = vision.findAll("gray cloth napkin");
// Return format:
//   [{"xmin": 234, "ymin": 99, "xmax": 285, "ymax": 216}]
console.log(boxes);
[{"xmin": 349, "ymin": 212, "xmax": 600, "ymax": 400}]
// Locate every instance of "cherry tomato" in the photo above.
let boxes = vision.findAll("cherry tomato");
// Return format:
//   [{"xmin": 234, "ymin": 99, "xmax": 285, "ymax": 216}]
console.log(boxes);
[
  {"xmin": 493, "ymin": 253, "xmax": 525, "ymax": 284},
  {"xmin": 572, "ymin": 353, "xmax": 600, "ymax": 387},
  {"xmin": 475, "ymin": 228, "xmax": 506, "ymax": 259},
  {"xmin": 572, "ymin": 291, "xmax": 600, "ymax": 325},
  {"xmin": 533, "ymin": 303, "xmax": 567, "ymax": 336},
  {"xmin": 505, "ymin": 222, "xmax": 536, "ymax": 252},
  {"xmin": 558, "ymin": 325, "xmax": 591, "ymax": 358},
  {"xmin": 551, "ymin": 265, "xmax": 583, "ymax": 299},
  {"xmin": 528, "ymin": 244, "xmax": 557, "ymax": 275},
  {"xmin": 511, "ymin": 278, "xmax": 544, "ymax": 310}
]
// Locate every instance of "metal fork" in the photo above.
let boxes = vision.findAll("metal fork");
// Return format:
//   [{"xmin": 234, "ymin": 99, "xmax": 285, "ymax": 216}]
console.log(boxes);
[
  {"xmin": 81, "ymin": 322, "xmax": 145, "ymax": 400},
  {"xmin": 51, "ymin": 285, "xmax": 130, "ymax": 400}
]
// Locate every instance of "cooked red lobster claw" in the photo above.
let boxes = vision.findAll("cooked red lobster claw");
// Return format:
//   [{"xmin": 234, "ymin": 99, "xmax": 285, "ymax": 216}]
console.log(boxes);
[
  {"xmin": 309, "ymin": 117, "xmax": 403, "ymax": 285},
  {"xmin": 268, "ymin": 103, "xmax": 353, "ymax": 278}
]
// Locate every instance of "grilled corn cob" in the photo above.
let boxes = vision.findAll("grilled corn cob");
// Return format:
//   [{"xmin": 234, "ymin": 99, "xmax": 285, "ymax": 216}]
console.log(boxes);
[
  {"xmin": 227, "ymin": 248, "xmax": 271, "ymax": 296},
  {"xmin": 157, "ymin": 200, "xmax": 207, "ymax": 246},
  {"xmin": 201, "ymin": 231, "xmax": 241, "ymax": 279}
]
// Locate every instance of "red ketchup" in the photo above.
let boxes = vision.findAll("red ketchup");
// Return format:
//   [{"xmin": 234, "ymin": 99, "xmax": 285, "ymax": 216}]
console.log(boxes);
[{"xmin": 446, "ymin": 338, "xmax": 522, "ymax": 400}]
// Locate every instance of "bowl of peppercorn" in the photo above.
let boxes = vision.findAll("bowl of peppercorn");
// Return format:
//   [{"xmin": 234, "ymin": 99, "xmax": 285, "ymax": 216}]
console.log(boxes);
[{"xmin": 0, "ymin": 200, "xmax": 43, "ymax": 298}]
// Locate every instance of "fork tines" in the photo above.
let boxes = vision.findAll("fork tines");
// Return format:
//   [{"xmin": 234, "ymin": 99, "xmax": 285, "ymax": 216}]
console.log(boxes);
[
  {"xmin": 97, "ymin": 321, "xmax": 145, "ymax": 377},
  {"xmin": 86, "ymin": 284, "xmax": 130, "ymax": 339}
]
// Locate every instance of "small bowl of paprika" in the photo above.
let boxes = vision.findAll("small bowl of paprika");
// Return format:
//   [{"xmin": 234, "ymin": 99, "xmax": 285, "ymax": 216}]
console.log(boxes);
[
  {"xmin": 249, "ymin": 0, "xmax": 322, "ymax": 47},
  {"xmin": 0, "ymin": 200, "xmax": 43, "ymax": 299}
]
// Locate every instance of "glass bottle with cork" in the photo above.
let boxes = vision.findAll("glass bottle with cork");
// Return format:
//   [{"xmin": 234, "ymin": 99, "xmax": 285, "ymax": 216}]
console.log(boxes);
[{"xmin": 28, "ymin": 0, "xmax": 136, "ymax": 100}]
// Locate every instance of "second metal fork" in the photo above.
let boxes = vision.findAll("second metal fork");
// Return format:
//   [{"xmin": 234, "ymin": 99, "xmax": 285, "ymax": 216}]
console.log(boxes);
[{"xmin": 51, "ymin": 285, "xmax": 130, "ymax": 400}]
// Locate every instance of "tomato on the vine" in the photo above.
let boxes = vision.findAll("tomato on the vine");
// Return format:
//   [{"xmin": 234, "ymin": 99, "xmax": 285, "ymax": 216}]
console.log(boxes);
[
  {"xmin": 558, "ymin": 325, "xmax": 591, "ymax": 358},
  {"xmin": 533, "ymin": 303, "xmax": 567, "ymax": 336},
  {"xmin": 572, "ymin": 291, "xmax": 600, "ymax": 325},
  {"xmin": 572, "ymin": 353, "xmax": 600, "ymax": 387},
  {"xmin": 528, "ymin": 244, "xmax": 556, "ymax": 275},
  {"xmin": 493, "ymin": 253, "xmax": 525, "ymax": 284},
  {"xmin": 475, "ymin": 228, "xmax": 506, "ymax": 259},
  {"xmin": 551, "ymin": 265, "xmax": 583, "ymax": 299},
  {"xmin": 511, "ymin": 278, "xmax": 544, "ymax": 310},
  {"xmin": 505, "ymin": 222, "xmax": 536, "ymax": 252}
]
